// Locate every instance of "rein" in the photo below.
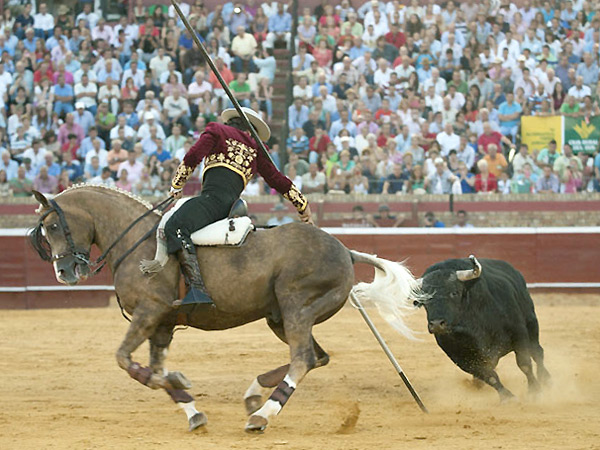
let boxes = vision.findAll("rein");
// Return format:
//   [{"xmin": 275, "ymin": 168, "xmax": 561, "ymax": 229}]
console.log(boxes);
[{"xmin": 91, "ymin": 195, "xmax": 174, "ymax": 275}]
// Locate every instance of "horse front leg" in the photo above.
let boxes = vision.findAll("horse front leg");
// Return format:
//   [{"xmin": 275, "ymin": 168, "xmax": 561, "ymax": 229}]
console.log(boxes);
[
  {"xmin": 115, "ymin": 302, "xmax": 176, "ymax": 391},
  {"xmin": 149, "ymin": 321, "xmax": 207, "ymax": 432}
]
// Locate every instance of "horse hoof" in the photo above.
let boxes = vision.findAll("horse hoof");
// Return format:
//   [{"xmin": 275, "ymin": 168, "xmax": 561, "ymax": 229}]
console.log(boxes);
[
  {"xmin": 244, "ymin": 395, "xmax": 263, "ymax": 416},
  {"xmin": 245, "ymin": 414, "xmax": 268, "ymax": 433},
  {"xmin": 189, "ymin": 412, "xmax": 208, "ymax": 432},
  {"xmin": 167, "ymin": 371, "xmax": 192, "ymax": 390}
]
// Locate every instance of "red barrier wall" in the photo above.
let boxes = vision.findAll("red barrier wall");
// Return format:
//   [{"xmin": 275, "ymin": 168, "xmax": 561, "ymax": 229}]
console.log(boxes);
[{"xmin": 1, "ymin": 228, "xmax": 599, "ymax": 309}]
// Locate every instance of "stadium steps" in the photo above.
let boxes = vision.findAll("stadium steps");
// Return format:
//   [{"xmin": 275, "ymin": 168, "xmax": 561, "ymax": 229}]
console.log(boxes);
[{"xmin": 270, "ymin": 49, "xmax": 292, "ymax": 144}]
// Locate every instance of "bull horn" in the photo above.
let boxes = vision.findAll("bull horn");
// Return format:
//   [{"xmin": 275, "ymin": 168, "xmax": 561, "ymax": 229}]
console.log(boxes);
[{"xmin": 456, "ymin": 255, "xmax": 482, "ymax": 282}]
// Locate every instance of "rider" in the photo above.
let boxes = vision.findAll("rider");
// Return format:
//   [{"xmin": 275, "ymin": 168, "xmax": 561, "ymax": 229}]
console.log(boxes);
[{"xmin": 165, "ymin": 107, "xmax": 313, "ymax": 306}]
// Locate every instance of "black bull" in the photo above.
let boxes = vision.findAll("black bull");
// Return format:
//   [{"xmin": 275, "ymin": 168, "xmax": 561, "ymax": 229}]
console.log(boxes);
[{"xmin": 415, "ymin": 256, "xmax": 551, "ymax": 399}]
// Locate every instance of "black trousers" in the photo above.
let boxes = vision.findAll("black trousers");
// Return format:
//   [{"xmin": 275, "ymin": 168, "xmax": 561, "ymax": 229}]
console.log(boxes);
[{"xmin": 165, "ymin": 167, "xmax": 244, "ymax": 254}]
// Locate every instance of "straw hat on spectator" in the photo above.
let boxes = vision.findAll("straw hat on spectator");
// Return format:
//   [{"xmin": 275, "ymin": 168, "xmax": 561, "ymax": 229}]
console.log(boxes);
[
  {"xmin": 221, "ymin": 107, "xmax": 271, "ymax": 141},
  {"xmin": 57, "ymin": 5, "xmax": 69, "ymax": 15}
]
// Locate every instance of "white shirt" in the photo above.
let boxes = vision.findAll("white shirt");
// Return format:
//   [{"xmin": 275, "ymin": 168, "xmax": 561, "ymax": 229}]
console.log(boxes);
[
  {"xmin": 436, "ymin": 131, "xmax": 461, "ymax": 157},
  {"xmin": 76, "ymin": 12, "xmax": 100, "ymax": 29},
  {"xmin": 422, "ymin": 77, "xmax": 447, "ymax": 96},
  {"xmin": 568, "ymin": 85, "xmax": 592, "ymax": 99},
  {"xmin": 121, "ymin": 69, "xmax": 145, "ymax": 88},
  {"xmin": 21, "ymin": 147, "xmax": 48, "ymax": 169},
  {"xmin": 85, "ymin": 148, "xmax": 108, "ymax": 168},
  {"xmin": 137, "ymin": 122, "xmax": 166, "ymax": 141},
  {"xmin": 149, "ymin": 55, "xmax": 172, "ymax": 81},
  {"xmin": 188, "ymin": 81, "xmax": 212, "ymax": 105},
  {"xmin": 33, "ymin": 13, "xmax": 54, "ymax": 31},
  {"xmin": 374, "ymin": 68, "xmax": 393, "ymax": 88},
  {"xmin": 74, "ymin": 82, "xmax": 98, "ymax": 107},
  {"xmin": 425, "ymin": 94, "xmax": 444, "ymax": 113}
]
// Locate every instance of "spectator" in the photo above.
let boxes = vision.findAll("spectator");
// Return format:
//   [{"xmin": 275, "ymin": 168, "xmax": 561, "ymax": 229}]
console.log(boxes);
[
  {"xmin": 425, "ymin": 157, "xmax": 457, "ymax": 194},
  {"xmin": 497, "ymin": 92, "xmax": 522, "ymax": 140},
  {"xmin": 90, "ymin": 166, "xmax": 116, "ymax": 187},
  {"xmin": 288, "ymin": 98, "xmax": 309, "ymax": 130},
  {"xmin": 483, "ymin": 144, "xmax": 508, "ymax": 178},
  {"xmin": 9, "ymin": 165, "xmax": 33, "ymax": 197},
  {"xmin": 537, "ymin": 139, "xmax": 560, "ymax": 167},
  {"xmin": 301, "ymin": 163, "xmax": 326, "ymax": 194},
  {"xmin": 453, "ymin": 210, "xmax": 474, "ymax": 228},
  {"xmin": 535, "ymin": 165, "xmax": 560, "ymax": 193},
  {"xmin": 231, "ymin": 26, "xmax": 257, "ymax": 73},
  {"xmin": 1, "ymin": 150, "xmax": 18, "ymax": 180},
  {"xmin": 423, "ymin": 211, "xmax": 445, "ymax": 228},
  {"xmin": 267, "ymin": 203, "xmax": 294, "ymax": 226},
  {"xmin": 265, "ymin": 3, "xmax": 292, "ymax": 50},
  {"xmin": 474, "ymin": 159, "xmax": 497, "ymax": 193}
]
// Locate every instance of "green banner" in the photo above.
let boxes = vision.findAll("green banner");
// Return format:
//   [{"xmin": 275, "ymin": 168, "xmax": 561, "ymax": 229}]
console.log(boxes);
[{"xmin": 564, "ymin": 116, "xmax": 600, "ymax": 154}]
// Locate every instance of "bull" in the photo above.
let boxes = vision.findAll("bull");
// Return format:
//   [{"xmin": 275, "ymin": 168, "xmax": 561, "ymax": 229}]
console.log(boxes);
[{"xmin": 414, "ymin": 255, "xmax": 551, "ymax": 399}]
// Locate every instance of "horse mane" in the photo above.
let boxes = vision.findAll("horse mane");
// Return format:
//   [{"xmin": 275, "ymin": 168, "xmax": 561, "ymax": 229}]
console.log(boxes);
[{"xmin": 56, "ymin": 183, "xmax": 163, "ymax": 216}]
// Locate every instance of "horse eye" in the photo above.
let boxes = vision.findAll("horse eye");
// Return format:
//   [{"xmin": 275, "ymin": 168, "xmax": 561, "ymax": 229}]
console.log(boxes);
[{"xmin": 49, "ymin": 223, "xmax": 59, "ymax": 231}]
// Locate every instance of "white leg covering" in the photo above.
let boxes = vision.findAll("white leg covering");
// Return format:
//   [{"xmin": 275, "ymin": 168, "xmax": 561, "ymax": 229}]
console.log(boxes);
[
  {"xmin": 253, "ymin": 375, "xmax": 298, "ymax": 420},
  {"xmin": 244, "ymin": 377, "xmax": 267, "ymax": 400},
  {"xmin": 179, "ymin": 401, "xmax": 200, "ymax": 420}
]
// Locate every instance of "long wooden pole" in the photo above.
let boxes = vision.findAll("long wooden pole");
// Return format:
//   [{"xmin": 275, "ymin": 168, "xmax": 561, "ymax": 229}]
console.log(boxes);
[{"xmin": 170, "ymin": 0, "xmax": 275, "ymax": 166}]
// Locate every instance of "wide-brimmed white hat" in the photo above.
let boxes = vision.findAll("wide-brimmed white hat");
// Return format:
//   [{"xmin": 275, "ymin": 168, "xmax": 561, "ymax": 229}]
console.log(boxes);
[{"xmin": 221, "ymin": 107, "xmax": 271, "ymax": 141}]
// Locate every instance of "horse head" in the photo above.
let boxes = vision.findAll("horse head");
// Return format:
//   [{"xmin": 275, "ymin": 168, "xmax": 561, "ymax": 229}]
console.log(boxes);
[{"xmin": 31, "ymin": 190, "xmax": 95, "ymax": 285}]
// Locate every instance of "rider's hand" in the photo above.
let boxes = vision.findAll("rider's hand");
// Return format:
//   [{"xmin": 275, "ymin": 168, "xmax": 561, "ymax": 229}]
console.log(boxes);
[
  {"xmin": 169, "ymin": 187, "xmax": 183, "ymax": 199},
  {"xmin": 299, "ymin": 205, "xmax": 314, "ymax": 226}
]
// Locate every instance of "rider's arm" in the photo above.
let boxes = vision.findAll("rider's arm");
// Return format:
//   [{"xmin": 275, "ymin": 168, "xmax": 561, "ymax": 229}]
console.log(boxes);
[
  {"xmin": 256, "ymin": 146, "xmax": 310, "ymax": 219},
  {"xmin": 171, "ymin": 123, "xmax": 218, "ymax": 191}
]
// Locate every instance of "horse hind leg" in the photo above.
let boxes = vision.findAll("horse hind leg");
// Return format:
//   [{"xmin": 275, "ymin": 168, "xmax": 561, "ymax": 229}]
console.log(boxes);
[
  {"xmin": 245, "ymin": 318, "xmax": 317, "ymax": 433},
  {"xmin": 244, "ymin": 319, "xmax": 329, "ymax": 416}
]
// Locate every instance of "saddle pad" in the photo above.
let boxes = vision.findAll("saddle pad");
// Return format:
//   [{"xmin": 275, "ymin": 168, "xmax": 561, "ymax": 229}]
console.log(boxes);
[{"xmin": 191, "ymin": 217, "xmax": 253, "ymax": 247}]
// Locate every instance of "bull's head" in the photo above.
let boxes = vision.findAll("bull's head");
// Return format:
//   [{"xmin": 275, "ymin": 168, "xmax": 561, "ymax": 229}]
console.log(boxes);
[
  {"xmin": 30, "ymin": 191, "xmax": 94, "ymax": 285},
  {"xmin": 415, "ymin": 255, "xmax": 482, "ymax": 335}
]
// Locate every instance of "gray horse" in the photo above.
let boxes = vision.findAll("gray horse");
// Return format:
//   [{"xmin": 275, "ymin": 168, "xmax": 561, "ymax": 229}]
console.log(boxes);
[{"xmin": 31, "ymin": 185, "xmax": 422, "ymax": 433}]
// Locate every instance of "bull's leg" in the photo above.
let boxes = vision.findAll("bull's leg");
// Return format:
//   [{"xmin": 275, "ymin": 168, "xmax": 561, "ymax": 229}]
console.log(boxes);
[
  {"xmin": 470, "ymin": 365, "xmax": 514, "ymax": 400},
  {"xmin": 526, "ymin": 318, "xmax": 551, "ymax": 386},
  {"xmin": 149, "ymin": 322, "xmax": 207, "ymax": 432},
  {"xmin": 245, "ymin": 319, "xmax": 317, "ymax": 433},
  {"xmin": 115, "ymin": 302, "xmax": 177, "ymax": 391},
  {"xmin": 530, "ymin": 343, "xmax": 551, "ymax": 386},
  {"xmin": 244, "ymin": 319, "xmax": 329, "ymax": 416},
  {"xmin": 514, "ymin": 346, "xmax": 541, "ymax": 394}
]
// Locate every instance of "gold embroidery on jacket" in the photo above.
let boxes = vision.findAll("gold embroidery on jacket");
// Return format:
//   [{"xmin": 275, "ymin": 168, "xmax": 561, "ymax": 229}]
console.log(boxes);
[
  {"xmin": 171, "ymin": 163, "xmax": 194, "ymax": 189},
  {"xmin": 203, "ymin": 139, "xmax": 258, "ymax": 186},
  {"xmin": 283, "ymin": 184, "xmax": 308, "ymax": 213}
]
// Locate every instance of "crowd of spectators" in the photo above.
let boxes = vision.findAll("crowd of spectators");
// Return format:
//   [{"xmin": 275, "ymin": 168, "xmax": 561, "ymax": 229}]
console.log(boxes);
[
  {"xmin": 285, "ymin": 0, "xmax": 600, "ymax": 195},
  {"xmin": 0, "ymin": 0, "xmax": 288, "ymax": 197},
  {"xmin": 0, "ymin": 0, "xmax": 599, "ymax": 201}
]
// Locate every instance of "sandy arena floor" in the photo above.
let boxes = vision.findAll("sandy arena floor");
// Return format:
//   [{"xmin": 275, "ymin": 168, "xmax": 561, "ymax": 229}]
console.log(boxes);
[{"xmin": 1, "ymin": 294, "xmax": 599, "ymax": 450}]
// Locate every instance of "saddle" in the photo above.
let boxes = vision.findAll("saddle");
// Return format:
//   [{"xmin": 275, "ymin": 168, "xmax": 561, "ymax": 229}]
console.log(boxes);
[{"xmin": 148, "ymin": 198, "xmax": 253, "ymax": 271}]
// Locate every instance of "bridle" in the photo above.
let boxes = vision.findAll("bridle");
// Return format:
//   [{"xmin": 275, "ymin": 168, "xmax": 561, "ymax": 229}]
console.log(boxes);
[{"xmin": 30, "ymin": 196, "xmax": 174, "ymax": 275}]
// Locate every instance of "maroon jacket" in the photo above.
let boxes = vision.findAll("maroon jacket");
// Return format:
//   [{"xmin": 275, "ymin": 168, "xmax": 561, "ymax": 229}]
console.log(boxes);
[{"xmin": 172, "ymin": 122, "xmax": 307, "ymax": 212}]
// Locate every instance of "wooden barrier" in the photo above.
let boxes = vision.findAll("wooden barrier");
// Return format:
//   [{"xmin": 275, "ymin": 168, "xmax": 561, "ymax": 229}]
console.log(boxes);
[{"xmin": 1, "ymin": 227, "xmax": 599, "ymax": 309}]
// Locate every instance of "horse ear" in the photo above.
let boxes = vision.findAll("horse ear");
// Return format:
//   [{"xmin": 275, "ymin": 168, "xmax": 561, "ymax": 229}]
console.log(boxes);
[{"xmin": 32, "ymin": 190, "xmax": 50, "ymax": 211}]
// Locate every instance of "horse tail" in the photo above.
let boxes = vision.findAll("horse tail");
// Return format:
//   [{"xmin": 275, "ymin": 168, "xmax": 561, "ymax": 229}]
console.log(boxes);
[{"xmin": 349, "ymin": 250, "xmax": 425, "ymax": 340}]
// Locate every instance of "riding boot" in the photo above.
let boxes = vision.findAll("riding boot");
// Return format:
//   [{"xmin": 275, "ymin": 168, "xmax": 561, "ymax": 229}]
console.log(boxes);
[{"xmin": 176, "ymin": 232, "xmax": 214, "ymax": 308}]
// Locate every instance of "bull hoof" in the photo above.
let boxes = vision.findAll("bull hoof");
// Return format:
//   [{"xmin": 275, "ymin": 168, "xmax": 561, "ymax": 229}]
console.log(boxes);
[
  {"xmin": 189, "ymin": 412, "xmax": 208, "ymax": 432},
  {"xmin": 245, "ymin": 414, "xmax": 268, "ymax": 433},
  {"xmin": 244, "ymin": 395, "xmax": 263, "ymax": 416},
  {"xmin": 166, "ymin": 371, "xmax": 192, "ymax": 390}
]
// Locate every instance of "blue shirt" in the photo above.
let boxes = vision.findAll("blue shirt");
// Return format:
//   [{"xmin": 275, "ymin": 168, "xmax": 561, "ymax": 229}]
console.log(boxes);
[
  {"xmin": 288, "ymin": 105, "xmax": 309, "ymax": 130},
  {"xmin": 498, "ymin": 101, "xmax": 522, "ymax": 128},
  {"xmin": 54, "ymin": 84, "xmax": 74, "ymax": 101},
  {"xmin": 460, "ymin": 174, "xmax": 475, "ymax": 194},
  {"xmin": 349, "ymin": 45, "xmax": 368, "ymax": 60},
  {"xmin": 311, "ymin": 81, "xmax": 333, "ymax": 97},
  {"xmin": 151, "ymin": 150, "xmax": 172, "ymax": 162},
  {"xmin": 23, "ymin": 37, "xmax": 38, "ymax": 53},
  {"xmin": 123, "ymin": 60, "xmax": 147, "ymax": 71},
  {"xmin": 268, "ymin": 12, "xmax": 292, "ymax": 33},
  {"xmin": 62, "ymin": 161, "xmax": 83, "ymax": 181},
  {"xmin": 286, "ymin": 135, "xmax": 309, "ymax": 154},
  {"xmin": 329, "ymin": 119, "xmax": 358, "ymax": 139},
  {"xmin": 46, "ymin": 163, "xmax": 62, "ymax": 178},
  {"xmin": 119, "ymin": 112, "xmax": 140, "ymax": 129},
  {"xmin": 45, "ymin": 35, "xmax": 69, "ymax": 52},
  {"xmin": 1, "ymin": 159, "xmax": 19, "ymax": 180},
  {"xmin": 79, "ymin": 137, "xmax": 106, "ymax": 159}
]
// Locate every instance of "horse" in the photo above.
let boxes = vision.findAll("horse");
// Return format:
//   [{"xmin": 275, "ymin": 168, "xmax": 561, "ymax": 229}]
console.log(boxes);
[{"xmin": 30, "ymin": 185, "xmax": 422, "ymax": 433}]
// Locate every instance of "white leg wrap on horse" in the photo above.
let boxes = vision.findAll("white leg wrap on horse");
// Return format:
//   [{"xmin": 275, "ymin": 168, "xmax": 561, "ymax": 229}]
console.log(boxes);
[
  {"xmin": 244, "ymin": 377, "xmax": 265, "ymax": 399},
  {"xmin": 283, "ymin": 375, "xmax": 297, "ymax": 389},
  {"xmin": 178, "ymin": 401, "xmax": 199, "ymax": 420},
  {"xmin": 254, "ymin": 399, "xmax": 282, "ymax": 419}
]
